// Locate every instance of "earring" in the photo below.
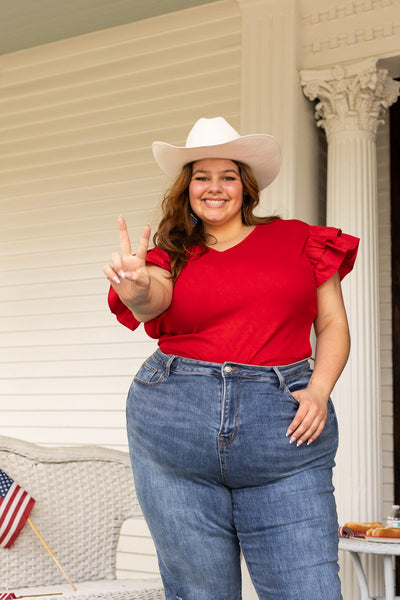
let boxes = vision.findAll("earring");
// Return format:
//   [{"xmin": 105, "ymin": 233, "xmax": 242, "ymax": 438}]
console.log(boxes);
[{"xmin": 190, "ymin": 213, "xmax": 198, "ymax": 225}]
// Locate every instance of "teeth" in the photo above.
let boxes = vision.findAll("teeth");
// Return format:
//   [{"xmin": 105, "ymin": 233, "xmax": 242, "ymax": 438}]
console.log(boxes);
[{"xmin": 204, "ymin": 200, "xmax": 226, "ymax": 206}]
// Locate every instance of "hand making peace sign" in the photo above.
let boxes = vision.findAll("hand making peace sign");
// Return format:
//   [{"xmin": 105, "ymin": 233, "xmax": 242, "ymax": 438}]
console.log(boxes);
[
  {"xmin": 104, "ymin": 216, "xmax": 173, "ymax": 322},
  {"xmin": 104, "ymin": 216, "xmax": 152, "ymax": 307}
]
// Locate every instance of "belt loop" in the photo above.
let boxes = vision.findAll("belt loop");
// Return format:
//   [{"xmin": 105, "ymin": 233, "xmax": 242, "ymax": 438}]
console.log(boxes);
[
  {"xmin": 273, "ymin": 366, "xmax": 285, "ymax": 390},
  {"xmin": 165, "ymin": 354, "xmax": 176, "ymax": 377}
]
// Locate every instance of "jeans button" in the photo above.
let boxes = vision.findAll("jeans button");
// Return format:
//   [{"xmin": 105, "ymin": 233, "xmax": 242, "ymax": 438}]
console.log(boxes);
[{"xmin": 224, "ymin": 365, "xmax": 233, "ymax": 373}]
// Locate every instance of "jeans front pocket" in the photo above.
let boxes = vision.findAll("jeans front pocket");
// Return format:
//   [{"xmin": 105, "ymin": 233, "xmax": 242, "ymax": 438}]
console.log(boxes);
[
  {"xmin": 134, "ymin": 359, "xmax": 168, "ymax": 386},
  {"xmin": 283, "ymin": 384, "xmax": 300, "ymax": 407},
  {"xmin": 282, "ymin": 367, "xmax": 313, "ymax": 407}
]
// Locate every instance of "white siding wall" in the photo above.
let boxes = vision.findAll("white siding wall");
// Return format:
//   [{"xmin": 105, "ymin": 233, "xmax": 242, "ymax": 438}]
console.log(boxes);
[{"xmin": 0, "ymin": 0, "xmax": 240, "ymax": 578}]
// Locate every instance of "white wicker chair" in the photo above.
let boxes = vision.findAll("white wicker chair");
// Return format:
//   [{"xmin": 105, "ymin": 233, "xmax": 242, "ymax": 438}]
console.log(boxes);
[{"xmin": 0, "ymin": 436, "xmax": 164, "ymax": 600}]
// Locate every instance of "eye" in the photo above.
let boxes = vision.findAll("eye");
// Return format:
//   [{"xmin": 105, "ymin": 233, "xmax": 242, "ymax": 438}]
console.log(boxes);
[
  {"xmin": 193, "ymin": 176, "xmax": 208, "ymax": 181},
  {"xmin": 223, "ymin": 176, "xmax": 236, "ymax": 181}
]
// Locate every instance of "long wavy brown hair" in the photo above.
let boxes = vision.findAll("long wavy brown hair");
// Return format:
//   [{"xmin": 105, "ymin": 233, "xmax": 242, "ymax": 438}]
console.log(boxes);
[{"xmin": 153, "ymin": 160, "xmax": 277, "ymax": 282}]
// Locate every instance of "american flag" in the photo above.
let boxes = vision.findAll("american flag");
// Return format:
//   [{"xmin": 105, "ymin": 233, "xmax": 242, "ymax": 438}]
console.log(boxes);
[
  {"xmin": 0, "ymin": 468, "xmax": 35, "ymax": 549},
  {"xmin": 0, "ymin": 593, "xmax": 17, "ymax": 599}
]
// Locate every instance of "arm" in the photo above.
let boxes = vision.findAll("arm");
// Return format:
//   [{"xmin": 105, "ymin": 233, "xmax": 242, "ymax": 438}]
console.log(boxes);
[
  {"xmin": 104, "ymin": 216, "xmax": 173, "ymax": 323},
  {"xmin": 286, "ymin": 271, "xmax": 350, "ymax": 446}
]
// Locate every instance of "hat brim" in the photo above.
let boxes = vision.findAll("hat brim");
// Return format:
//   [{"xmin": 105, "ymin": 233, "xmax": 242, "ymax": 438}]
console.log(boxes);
[{"xmin": 152, "ymin": 134, "xmax": 281, "ymax": 191}]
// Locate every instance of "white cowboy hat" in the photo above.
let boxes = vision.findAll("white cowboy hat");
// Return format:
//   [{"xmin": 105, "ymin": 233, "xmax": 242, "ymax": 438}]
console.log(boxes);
[{"xmin": 152, "ymin": 117, "xmax": 281, "ymax": 191}]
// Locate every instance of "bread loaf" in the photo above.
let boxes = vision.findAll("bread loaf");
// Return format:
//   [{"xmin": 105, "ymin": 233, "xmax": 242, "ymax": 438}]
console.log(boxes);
[
  {"xmin": 344, "ymin": 522, "xmax": 382, "ymax": 533},
  {"xmin": 367, "ymin": 527, "xmax": 400, "ymax": 538}
]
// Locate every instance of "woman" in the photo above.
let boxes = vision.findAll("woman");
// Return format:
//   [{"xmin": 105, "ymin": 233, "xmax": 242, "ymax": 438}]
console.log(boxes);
[{"xmin": 104, "ymin": 117, "xmax": 359, "ymax": 600}]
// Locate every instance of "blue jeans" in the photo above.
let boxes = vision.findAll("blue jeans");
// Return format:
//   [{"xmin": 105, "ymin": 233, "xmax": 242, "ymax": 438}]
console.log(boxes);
[{"xmin": 127, "ymin": 349, "xmax": 341, "ymax": 600}]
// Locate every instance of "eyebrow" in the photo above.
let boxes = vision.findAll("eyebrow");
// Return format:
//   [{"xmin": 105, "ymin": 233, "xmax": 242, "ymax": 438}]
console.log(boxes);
[{"xmin": 192, "ymin": 168, "xmax": 240, "ymax": 176}]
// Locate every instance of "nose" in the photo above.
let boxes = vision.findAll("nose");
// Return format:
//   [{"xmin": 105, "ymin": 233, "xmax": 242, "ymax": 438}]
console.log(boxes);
[{"xmin": 207, "ymin": 177, "xmax": 223, "ymax": 192}]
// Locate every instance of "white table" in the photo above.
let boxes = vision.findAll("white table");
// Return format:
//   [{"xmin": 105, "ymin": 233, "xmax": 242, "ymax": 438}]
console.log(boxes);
[{"xmin": 339, "ymin": 537, "xmax": 400, "ymax": 600}]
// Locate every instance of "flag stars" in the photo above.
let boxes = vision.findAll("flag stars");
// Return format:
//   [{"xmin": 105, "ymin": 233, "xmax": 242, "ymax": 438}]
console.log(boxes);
[{"xmin": 0, "ymin": 471, "xmax": 14, "ymax": 496}]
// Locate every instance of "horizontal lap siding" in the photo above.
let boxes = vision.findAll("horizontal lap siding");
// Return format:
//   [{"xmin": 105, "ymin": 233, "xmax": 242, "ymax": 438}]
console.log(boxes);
[{"xmin": 0, "ymin": 0, "xmax": 241, "ymax": 577}]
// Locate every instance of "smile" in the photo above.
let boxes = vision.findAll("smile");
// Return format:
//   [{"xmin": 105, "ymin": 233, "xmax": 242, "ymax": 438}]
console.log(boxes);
[{"xmin": 202, "ymin": 199, "xmax": 227, "ymax": 207}]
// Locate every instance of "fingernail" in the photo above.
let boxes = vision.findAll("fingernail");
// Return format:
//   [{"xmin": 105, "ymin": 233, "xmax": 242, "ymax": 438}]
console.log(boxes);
[
  {"xmin": 119, "ymin": 271, "xmax": 126, "ymax": 279},
  {"xmin": 112, "ymin": 275, "xmax": 120, "ymax": 284},
  {"xmin": 307, "ymin": 439, "xmax": 313, "ymax": 446},
  {"xmin": 290, "ymin": 436, "xmax": 296, "ymax": 444},
  {"xmin": 297, "ymin": 440, "xmax": 304, "ymax": 447},
  {"xmin": 286, "ymin": 429, "xmax": 292, "ymax": 437}
]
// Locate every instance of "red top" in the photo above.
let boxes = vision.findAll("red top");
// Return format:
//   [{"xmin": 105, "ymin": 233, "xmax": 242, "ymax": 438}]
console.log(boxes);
[{"xmin": 108, "ymin": 219, "xmax": 359, "ymax": 366}]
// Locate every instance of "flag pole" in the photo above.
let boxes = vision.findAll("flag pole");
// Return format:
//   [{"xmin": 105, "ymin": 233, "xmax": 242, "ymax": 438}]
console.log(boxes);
[
  {"xmin": 27, "ymin": 519, "xmax": 76, "ymax": 591},
  {"xmin": 20, "ymin": 594, "xmax": 63, "ymax": 598}
]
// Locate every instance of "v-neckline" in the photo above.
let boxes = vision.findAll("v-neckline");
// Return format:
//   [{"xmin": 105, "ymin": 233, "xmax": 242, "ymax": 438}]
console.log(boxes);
[{"xmin": 206, "ymin": 225, "xmax": 258, "ymax": 254}]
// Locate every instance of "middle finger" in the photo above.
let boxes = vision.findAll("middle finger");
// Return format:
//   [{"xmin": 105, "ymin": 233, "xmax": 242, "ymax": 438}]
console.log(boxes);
[{"xmin": 295, "ymin": 416, "xmax": 325, "ymax": 446}]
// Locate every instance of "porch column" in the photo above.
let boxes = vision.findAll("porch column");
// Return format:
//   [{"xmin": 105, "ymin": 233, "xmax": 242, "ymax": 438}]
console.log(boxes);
[
  {"xmin": 237, "ymin": 0, "xmax": 320, "ymax": 224},
  {"xmin": 301, "ymin": 58, "xmax": 399, "ymax": 597}
]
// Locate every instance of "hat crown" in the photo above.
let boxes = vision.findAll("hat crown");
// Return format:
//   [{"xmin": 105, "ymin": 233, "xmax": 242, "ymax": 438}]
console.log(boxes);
[{"xmin": 185, "ymin": 117, "xmax": 240, "ymax": 149}]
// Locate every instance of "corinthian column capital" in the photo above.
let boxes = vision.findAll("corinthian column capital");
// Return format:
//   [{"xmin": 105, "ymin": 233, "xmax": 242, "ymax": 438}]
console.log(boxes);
[{"xmin": 300, "ymin": 57, "xmax": 400, "ymax": 138}]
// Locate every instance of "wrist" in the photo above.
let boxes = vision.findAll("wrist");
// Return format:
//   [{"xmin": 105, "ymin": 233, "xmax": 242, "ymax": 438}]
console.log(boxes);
[
  {"xmin": 120, "ymin": 286, "xmax": 152, "ymax": 317},
  {"xmin": 306, "ymin": 378, "xmax": 331, "ymax": 402}
]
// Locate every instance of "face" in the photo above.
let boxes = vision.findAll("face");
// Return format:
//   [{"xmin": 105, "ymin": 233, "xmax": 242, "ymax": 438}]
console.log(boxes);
[{"xmin": 188, "ymin": 158, "xmax": 244, "ymax": 232}]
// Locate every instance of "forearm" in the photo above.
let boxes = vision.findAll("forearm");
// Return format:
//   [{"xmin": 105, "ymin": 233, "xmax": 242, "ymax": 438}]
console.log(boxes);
[
  {"xmin": 122, "ymin": 274, "xmax": 172, "ymax": 322},
  {"xmin": 308, "ymin": 319, "xmax": 350, "ymax": 400},
  {"xmin": 286, "ymin": 272, "xmax": 351, "ymax": 445}
]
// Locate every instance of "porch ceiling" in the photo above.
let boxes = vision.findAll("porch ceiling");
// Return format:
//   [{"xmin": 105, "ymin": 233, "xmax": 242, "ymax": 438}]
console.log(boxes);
[{"xmin": 0, "ymin": 0, "xmax": 222, "ymax": 55}]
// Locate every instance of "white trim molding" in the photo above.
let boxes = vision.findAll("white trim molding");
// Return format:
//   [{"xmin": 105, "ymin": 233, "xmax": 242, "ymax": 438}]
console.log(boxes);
[{"xmin": 300, "ymin": 0, "xmax": 400, "ymax": 68}]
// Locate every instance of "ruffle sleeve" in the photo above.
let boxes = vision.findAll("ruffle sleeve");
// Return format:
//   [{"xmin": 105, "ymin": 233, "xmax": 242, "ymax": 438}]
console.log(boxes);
[
  {"xmin": 306, "ymin": 225, "xmax": 359, "ymax": 287},
  {"xmin": 108, "ymin": 247, "xmax": 171, "ymax": 330}
]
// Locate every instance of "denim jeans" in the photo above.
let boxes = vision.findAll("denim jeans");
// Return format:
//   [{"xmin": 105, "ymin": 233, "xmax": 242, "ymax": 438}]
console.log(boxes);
[{"xmin": 126, "ymin": 349, "xmax": 341, "ymax": 600}]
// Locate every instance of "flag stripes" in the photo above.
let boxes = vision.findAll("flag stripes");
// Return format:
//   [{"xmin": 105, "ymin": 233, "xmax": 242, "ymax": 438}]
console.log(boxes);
[{"xmin": 0, "ymin": 469, "xmax": 35, "ymax": 548}]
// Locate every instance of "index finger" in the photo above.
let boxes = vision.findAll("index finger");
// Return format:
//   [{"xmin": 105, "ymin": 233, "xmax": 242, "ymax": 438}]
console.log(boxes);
[{"xmin": 118, "ymin": 216, "xmax": 132, "ymax": 257}]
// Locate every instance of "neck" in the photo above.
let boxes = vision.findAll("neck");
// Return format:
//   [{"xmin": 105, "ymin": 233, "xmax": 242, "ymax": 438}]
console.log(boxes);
[
  {"xmin": 204, "ymin": 220, "xmax": 245, "ymax": 239},
  {"xmin": 204, "ymin": 222, "xmax": 256, "ymax": 250}
]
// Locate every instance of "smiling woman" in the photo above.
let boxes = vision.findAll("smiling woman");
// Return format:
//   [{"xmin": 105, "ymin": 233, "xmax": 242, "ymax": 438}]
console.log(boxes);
[
  {"xmin": 104, "ymin": 117, "xmax": 359, "ymax": 600},
  {"xmin": 188, "ymin": 158, "xmax": 246, "ymax": 245}
]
